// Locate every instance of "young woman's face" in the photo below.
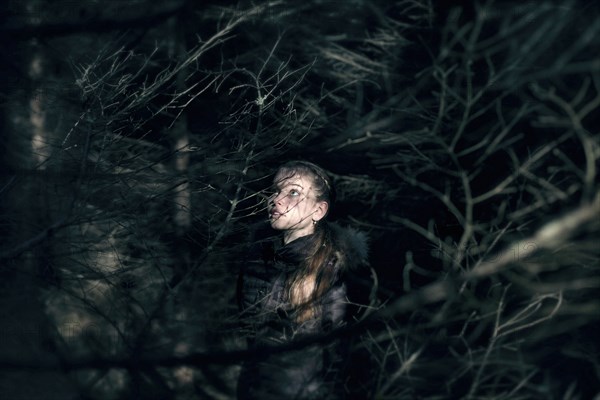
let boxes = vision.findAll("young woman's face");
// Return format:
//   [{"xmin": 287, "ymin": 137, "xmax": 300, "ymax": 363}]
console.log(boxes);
[{"xmin": 268, "ymin": 170, "xmax": 326, "ymax": 243}]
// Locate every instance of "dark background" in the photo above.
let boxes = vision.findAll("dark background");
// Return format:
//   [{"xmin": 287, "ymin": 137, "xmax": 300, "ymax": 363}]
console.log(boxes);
[{"xmin": 1, "ymin": 0, "xmax": 599, "ymax": 398}]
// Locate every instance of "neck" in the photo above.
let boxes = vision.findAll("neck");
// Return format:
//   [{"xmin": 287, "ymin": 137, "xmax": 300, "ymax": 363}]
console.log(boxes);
[{"xmin": 283, "ymin": 226, "xmax": 315, "ymax": 245}]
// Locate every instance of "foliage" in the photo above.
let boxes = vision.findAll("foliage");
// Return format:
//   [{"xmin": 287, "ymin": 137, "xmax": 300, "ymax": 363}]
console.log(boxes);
[{"xmin": 1, "ymin": 0, "xmax": 599, "ymax": 399}]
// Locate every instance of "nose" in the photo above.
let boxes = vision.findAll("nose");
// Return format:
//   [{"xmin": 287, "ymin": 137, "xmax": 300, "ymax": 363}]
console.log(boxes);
[
  {"xmin": 268, "ymin": 192, "xmax": 282, "ymax": 208},
  {"xmin": 272, "ymin": 192, "xmax": 285, "ymax": 206}
]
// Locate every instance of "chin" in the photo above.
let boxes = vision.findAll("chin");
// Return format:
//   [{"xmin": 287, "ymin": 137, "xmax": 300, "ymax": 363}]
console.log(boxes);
[{"xmin": 269, "ymin": 219, "xmax": 284, "ymax": 230}]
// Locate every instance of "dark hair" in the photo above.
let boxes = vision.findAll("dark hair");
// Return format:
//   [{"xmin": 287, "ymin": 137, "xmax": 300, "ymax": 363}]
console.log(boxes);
[{"xmin": 275, "ymin": 161, "xmax": 339, "ymax": 321}]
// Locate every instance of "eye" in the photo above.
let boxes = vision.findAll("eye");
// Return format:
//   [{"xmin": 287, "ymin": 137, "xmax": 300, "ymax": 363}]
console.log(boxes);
[{"xmin": 288, "ymin": 189, "xmax": 300, "ymax": 197}]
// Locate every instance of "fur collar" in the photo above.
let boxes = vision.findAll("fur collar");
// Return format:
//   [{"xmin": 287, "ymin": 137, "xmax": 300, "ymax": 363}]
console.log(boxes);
[{"xmin": 329, "ymin": 222, "xmax": 369, "ymax": 271}]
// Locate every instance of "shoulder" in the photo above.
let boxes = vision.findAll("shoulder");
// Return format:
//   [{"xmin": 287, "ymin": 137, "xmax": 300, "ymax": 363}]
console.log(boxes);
[
  {"xmin": 328, "ymin": 222, "xmax": 369, "ymax": 271},
  {"xmin": 329, "ymin": 223, "xmax": 378, "ymax": 318}
]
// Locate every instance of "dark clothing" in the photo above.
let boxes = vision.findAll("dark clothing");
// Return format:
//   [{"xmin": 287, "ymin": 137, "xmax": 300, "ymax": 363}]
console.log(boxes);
[{"xmin": 237, "ymin": 223, "xmax": 370, "ymax": 400}]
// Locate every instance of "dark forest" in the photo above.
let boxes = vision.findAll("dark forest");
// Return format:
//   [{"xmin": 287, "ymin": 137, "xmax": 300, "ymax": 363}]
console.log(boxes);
[{"xmin": 1, "ymin": 0, "xmax": 599, "ymax": 399}]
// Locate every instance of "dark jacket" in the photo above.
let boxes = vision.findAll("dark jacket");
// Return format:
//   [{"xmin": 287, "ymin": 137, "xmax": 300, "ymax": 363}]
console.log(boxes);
[{"xmin": 237, "ymin": 222, "xmax": 371, "ymax": 400}]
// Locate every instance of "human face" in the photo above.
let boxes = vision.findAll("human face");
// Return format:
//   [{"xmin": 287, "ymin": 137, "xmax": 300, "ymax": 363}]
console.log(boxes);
[{"xmin": 268, "ymin": 171, "xmax": 326, "ymax": 244}]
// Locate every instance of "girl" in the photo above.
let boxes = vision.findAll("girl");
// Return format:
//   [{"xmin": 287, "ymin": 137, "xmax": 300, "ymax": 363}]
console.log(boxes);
[{"xmin": 237, "ymin": 161, "xmax": 372, "ymax": 399}]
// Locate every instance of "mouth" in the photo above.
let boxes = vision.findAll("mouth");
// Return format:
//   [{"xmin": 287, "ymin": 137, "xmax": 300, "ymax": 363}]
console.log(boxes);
[{"xmin": 269, "ymin": 210, "xmax": 283, "ymax": 220}]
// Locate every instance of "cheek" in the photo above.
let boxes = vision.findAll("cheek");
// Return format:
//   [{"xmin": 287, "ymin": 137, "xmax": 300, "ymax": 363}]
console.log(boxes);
[
  {"xmin": 294, "ymin": 206, "xmax": 312, "ymax": 221},
  {"xmin": 291, "ymin": 201, "xmax": 308, "ymax": 215},
  {"xmin": 281, "ymin": 198, "xmax": 297, "ymax": 212}
]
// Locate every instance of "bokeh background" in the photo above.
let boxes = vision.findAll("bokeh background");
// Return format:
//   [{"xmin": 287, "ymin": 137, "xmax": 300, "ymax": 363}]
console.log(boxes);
[{"xmin": 1, "ymin": 0, "xmax": 599, "ymax": 398}]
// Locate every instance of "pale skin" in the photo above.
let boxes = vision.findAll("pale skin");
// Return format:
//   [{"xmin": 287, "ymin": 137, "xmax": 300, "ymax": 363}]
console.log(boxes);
[{"xmin": 268, "ymin": 171, "xmax": 328, "ymax": 245}]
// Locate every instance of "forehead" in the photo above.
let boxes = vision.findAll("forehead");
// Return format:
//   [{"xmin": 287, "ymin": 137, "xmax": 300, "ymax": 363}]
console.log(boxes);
[{"xmin": 273, "ymin": 170, "xmax": 312, "ymax": 187}]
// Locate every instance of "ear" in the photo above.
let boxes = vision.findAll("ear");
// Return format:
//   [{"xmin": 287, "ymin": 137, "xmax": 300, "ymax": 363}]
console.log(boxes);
[{"xmin": 313, "ymin": 201, "xmax": 329, "ymax": 222}]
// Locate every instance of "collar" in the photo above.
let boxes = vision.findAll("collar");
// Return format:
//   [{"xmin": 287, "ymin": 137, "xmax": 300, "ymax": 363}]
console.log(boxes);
[{"xmin": 273, "ymin": 233, "xmax": 315, "ymax": 271}]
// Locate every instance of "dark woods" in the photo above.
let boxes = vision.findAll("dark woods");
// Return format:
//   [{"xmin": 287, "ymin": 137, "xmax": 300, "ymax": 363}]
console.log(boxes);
[{"xmin": 1, "ymin": 0, "xmax": 599, "ymax": 399}]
